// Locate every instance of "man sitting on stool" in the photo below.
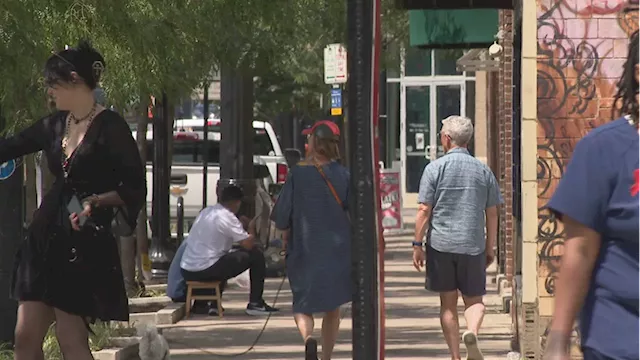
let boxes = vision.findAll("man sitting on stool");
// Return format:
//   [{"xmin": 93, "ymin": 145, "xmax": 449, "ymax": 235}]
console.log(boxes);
[{"xmin": 180, "ymin": 185, "xmax": 279, "ymax": 316}]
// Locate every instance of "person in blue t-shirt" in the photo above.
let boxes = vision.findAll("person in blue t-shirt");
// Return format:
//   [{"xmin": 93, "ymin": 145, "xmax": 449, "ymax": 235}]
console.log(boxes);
[
  {"xmin": 544, "ymin": 31, "xmax": 639, "ymax": 360},
  {"xmin": 167, "ymin": 240, "xmax": 188, "ymax": 302},
  {"xmin": 167, "ymin": 239, "xmax": 213, "ymax": 314}
]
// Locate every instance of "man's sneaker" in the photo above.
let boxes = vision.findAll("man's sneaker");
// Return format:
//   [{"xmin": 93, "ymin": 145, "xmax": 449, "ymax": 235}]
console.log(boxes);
[
  {"xmin": 462, "ymin": 330, "xmax": 484, "ymax": 360},
  {"xmin": 191, "ymin": 301, "xmax": 209, "ymax": 315},
  {"xmin": 245, "ymin": 300, "xmax": 280, "ymax": 316},
  {"xmin": 207, "ymin": 302, "xmax": 225, "ymax": 316}
]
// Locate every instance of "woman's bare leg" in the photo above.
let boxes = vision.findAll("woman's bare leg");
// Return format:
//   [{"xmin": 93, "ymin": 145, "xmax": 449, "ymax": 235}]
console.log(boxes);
[
  {"xmin": 53, "ymin": 308, "xmax": 94, "ymax": 360},
  {"xmin": 14, "ymin": 301, "xmax": 55, "ymax": 360},
  {"xmin": 321, "ymin": 308, "xmax": 342, "ymax": 360},
  {"xmin": 294, "ymin": 313, "xmax": 315, "ymax": 341}
]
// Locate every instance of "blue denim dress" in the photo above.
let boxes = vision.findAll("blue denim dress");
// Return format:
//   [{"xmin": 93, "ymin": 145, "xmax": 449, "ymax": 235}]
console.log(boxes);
[{"xmin": 271, "ymin": 161, "xmax": 352, "ymax": 314}]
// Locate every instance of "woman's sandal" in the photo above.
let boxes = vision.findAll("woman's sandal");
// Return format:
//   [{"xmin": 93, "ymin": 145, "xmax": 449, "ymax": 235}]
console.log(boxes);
[{"xmin": 305, "ymin": 337, "xmax": 318, "ymax": 360}]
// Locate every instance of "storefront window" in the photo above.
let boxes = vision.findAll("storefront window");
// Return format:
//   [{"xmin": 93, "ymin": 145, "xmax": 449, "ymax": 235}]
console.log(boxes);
[
  {"xmin": 434, "ymin": 49, "xmax": 463, "ymax": 76},
  {"xmin": 405, "ymin": 47, "xmax": 432, "ymax": 77}
]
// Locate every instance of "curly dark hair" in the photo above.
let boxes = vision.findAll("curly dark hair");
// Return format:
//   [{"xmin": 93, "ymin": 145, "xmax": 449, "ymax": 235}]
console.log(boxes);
[{"xmin": 612, "ymin": 30, "xmax": 639, "ymax": 124}]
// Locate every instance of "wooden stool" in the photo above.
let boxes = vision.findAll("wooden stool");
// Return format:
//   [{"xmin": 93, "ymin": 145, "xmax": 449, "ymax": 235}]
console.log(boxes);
[{"xmin": 185, "ymin": 281, "xmax": 223, "ymax": 318}]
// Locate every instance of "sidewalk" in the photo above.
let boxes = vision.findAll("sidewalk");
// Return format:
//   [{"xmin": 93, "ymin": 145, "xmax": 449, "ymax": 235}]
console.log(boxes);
[{"xmin": 162, "ymin": 232, "xmax": 513, "ymax": 359}]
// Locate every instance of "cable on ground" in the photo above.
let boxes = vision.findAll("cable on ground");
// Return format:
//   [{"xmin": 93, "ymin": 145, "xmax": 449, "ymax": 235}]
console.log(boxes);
[{"xmin": 166, "ymin": 272, "xmax": 351, "ymax": 358}]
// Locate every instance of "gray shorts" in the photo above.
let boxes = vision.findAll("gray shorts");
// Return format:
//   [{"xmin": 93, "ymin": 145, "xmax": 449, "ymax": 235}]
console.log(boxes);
[{"xmin": 425, "ymin": 245, "xmax": 486, "ymax": 297}]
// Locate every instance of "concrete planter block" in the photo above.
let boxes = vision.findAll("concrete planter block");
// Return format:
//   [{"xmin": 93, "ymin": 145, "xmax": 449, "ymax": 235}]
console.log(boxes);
[
  {"xmin": 145, "ymin": 284, "xmax": 167, "ymax": 292},
  {"xmin": 156, "ymin": 302, "xmax": 185, "ymax": 325},
  {"xmin": 128, "ymin": 296, "xmax": 171, "ymax": 313},
  {"xmin": 119, "ymin": 302, "xmax": 185, "ymax": 329},
  {"xmin": 92, "ymin": 338, "xmax": 139, "ymax": 360},
  {"xmin": 129, "ymin": 312, "xmax": 157, "ymax": 327}
]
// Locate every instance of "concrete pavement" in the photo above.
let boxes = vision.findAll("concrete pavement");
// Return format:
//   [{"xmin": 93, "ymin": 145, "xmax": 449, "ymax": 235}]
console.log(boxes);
[{"xmin": 162, "ymin": 232, "xmax": 513, "ymax": 359}]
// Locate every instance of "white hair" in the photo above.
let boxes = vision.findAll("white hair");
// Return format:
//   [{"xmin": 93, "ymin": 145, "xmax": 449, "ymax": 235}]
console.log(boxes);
[{"xmin": 441, "ymin": 115, "xmax": 474, "ymax": 146}]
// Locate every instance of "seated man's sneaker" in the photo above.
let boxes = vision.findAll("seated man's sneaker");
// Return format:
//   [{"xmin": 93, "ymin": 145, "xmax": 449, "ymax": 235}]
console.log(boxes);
[
  {"xmin": 245, "ymin": 300, "xmax": 280, "ymax": 316},
  {"xmin": 207, "ymin": 301, "xmax": 225, "ymax": 316},
  {"xmin": 191, "ymin": 301, "xmax": 210, "ymax": 315}
]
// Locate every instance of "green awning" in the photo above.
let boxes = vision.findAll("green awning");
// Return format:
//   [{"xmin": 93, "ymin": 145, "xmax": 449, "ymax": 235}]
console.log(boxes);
[{"xmin": 409, "ymin": 9, "xmax": 499, "ymax": 49}]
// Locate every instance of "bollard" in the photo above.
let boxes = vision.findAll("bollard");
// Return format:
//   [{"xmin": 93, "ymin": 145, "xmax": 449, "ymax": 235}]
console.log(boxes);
[{"xmin": 176, "ymin": 195, "xmax": 185, "ymax": 244}]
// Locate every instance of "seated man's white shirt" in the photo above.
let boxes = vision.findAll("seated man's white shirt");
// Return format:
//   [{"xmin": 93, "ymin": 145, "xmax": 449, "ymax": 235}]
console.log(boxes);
[{"xmin": 180, "ymin": 204, "xmax": 249, "ymax": 272}]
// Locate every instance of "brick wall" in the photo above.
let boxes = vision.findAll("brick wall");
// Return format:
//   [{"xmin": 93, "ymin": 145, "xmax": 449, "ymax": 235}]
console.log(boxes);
[
  {"xmin": 498, "ymin": 9, "xmax": 515, "ymax": 285},
  {"xmin": 535, "ymin": 1, "xmax": 638, "ymax": 357}
]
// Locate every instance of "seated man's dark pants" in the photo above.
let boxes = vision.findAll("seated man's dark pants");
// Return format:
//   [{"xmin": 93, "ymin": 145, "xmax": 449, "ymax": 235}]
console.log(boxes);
[{"xmin": 181, "ymin": 246, "xmax": 265, "ymax": 304}]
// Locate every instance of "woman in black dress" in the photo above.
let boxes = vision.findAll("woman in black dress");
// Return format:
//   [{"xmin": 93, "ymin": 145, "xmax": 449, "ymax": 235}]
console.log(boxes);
[{"xmin": 0, "ymin": 41, "xmax": 145, "ymax": 359}]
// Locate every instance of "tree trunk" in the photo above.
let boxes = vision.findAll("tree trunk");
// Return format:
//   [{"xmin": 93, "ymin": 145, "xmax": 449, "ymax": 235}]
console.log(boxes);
[
  {"xmin": 136, "ymin": 99, "xmax": 151, "ymax": 282},
  {"xmin": 24, "ymin": 155, "xmax": 37, "ymax": 225},
  {"xmin": 166, "ymin": 102, "xmax": 175, "ymax": 171},
  {"xmin": 118, "ymin": 233, "xmax": 138, "ymax": 297}
]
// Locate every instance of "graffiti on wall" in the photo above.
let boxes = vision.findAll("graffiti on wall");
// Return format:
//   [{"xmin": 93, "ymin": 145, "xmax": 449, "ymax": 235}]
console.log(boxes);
[
  {"xmin": 536, "ymin": 0, "xmax": 638, "ymax": 352},
  {"xmin": 536, "ymin": 0, "xmax": 638, "ymax": 297}
]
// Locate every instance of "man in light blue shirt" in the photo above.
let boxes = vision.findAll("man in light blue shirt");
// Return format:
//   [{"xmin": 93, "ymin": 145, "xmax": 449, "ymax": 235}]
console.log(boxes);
[{"xmin": 413, "ymin": 115, "xmax": 502, "ymax": 360}]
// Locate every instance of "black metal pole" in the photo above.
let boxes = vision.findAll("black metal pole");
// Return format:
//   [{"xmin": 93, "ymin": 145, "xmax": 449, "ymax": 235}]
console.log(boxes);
[
  {"xmin": 202, "ymin": 82, "xmax": 209, "ymax": 208},
  {"xmin": 176, "ymin": 196, "xmax": 184, "ymax": 245},
  {"xmin": 0, "ymin": 110, "xmax": 22, "ymax": 344},
  {"xmin": 149, "ymin": 92, "xmax": 174, "ymax": 278},
  {"xmin": 347, "ymin": 0, "xmax": 381, "ymax": 358},
  {"xmin": 218, "ymin": 65, "xmax": 256, "ymax": 218}
]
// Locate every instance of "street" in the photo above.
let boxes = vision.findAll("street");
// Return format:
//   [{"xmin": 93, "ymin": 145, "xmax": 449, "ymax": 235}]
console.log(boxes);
[{"xmin": 161, "ymin": 232, "xmax": 513, "ymax": 359}]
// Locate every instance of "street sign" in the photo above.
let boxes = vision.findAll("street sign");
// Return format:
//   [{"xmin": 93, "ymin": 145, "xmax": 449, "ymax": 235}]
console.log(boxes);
[
  {"xmin": 324, "ymin": 44, "xmax": 348, "ymax": 84},
  {"xmin": 0, "ymin": 160, "xmax": 15, "ymax": 181},
  {"xmin": 330, "ymin": 88, "xmax": 343, "ymax": 116}
]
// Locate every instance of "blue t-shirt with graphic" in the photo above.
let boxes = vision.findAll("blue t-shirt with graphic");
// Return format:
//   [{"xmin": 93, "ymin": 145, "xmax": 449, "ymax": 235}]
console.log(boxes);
[{"xmin": 547, "ymin": 117, "xmax": 639, "ymax": 360}]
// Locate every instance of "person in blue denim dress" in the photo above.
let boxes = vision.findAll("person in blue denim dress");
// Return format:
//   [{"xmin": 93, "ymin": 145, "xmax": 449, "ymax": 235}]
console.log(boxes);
[{"xmin": 271, "ymin": 120, "xmax": 351, "ymax": 360}]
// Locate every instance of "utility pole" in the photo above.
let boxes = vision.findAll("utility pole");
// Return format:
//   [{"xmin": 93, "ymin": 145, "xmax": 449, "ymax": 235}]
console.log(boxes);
[
  {"xmin": 347, "ymin": 0, "xmax": 384, "ymax": 359},
  {"xmin": 218, "ymin": 65, "xmax": 256, "ymax": 218},
  {"xmin": 0, "ymin": 109, "xmax": 22, "ymax": 344},
  {"xmin": 149, "ymin": 92, "xmax": 175, "ymax": 278}
]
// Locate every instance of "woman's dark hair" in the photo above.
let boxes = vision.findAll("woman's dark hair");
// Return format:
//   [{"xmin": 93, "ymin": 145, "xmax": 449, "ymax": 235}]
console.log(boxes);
[
  {"xmin": 613, "ymin": 30, "xmax": 639, "ymax": 123},
  {"xmin": 219, "ymin": 185, "xmax": 244, "ymax": 203},
  {"xmin": 44, "ymin": 40, "xmax": 106, "ymax": 89}
]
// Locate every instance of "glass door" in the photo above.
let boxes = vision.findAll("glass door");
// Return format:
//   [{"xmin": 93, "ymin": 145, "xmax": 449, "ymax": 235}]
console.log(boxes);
[
  {"xmin": 400, "ymin": 85, "xmax": 437, "ymax": 204},
  {"xmin": 435, "ymin": 84, "xmax": 463, "ymax": 157},
  {"xmin": 400, "ymin": 82, "xmax": 465, "ymax": 205}
]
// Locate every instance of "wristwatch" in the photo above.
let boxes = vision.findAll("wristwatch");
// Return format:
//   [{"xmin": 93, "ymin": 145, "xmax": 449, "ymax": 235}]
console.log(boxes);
[{"xmin": 411, "ymin": 241, "xmax": 423, "ymax": 247}]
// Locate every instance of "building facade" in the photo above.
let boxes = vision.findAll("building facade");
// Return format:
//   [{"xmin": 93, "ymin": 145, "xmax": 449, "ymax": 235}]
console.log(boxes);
[
  {"xmin": 383, "ymin": 48, "xmax": 477, "ymax": 206},
  {"xmin": 400, "ymin": 1, "xmax": 639, "ymax": 359}
]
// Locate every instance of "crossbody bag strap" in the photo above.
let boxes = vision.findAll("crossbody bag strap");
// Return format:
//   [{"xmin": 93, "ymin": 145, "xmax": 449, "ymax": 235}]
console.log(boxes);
[{"xmin": 314, "ymin": 164, "xmax": 344, "ymax": 209}]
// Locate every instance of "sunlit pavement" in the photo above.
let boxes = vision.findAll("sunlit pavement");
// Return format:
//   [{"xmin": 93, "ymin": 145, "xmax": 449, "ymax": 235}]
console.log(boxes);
[{"xmin": 162, "ymin": 221, "xmax": 513, "ymax": 359}]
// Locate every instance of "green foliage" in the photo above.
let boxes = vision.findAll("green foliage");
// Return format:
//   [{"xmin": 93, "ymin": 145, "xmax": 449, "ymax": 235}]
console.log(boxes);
[
  {"xmin": 0, "ymin": 321, "xmax": 137, "ymax": 359},
  {"xmin": 0, "ymin": 0, "xmax": 409, "ymax": 129}
]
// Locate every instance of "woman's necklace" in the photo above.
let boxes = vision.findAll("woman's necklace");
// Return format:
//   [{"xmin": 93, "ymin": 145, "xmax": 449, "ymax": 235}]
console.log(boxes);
[
  {"xmin": 69, "ymin": 103, "xmax": 97, "ymax": 125},
  {"xmin": 61, "ymin": 105, "xmax": 97, "ymax": 178}
]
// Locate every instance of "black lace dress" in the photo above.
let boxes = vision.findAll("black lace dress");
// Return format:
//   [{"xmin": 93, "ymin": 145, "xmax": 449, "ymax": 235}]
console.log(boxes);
[{"xmin": 0, "ymin": 110, "xmax": 145, "ymax": 322}]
